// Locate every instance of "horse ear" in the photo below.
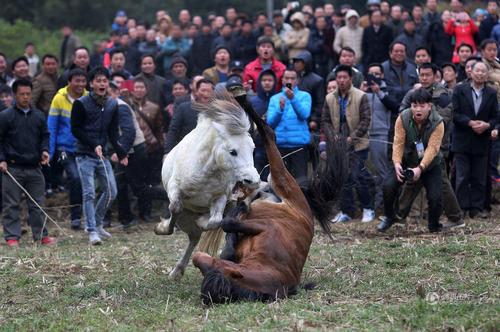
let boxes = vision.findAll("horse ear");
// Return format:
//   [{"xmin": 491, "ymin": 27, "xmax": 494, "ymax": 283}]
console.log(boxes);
[
  {"xmin": 225, "ymin": 267, "xmax": 243, "ymax": 279},
  {"xmin": 212, "ymin": 121, "xmax": 228, "ymax": 140}
]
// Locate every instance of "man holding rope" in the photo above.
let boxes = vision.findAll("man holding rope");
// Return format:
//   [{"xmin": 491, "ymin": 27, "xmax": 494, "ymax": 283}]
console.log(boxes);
[
  {"xmin": 70, "ymin": 67, "xmax": 128, "ymax": 245},
  {"xmin": 0, "ymin": 79, "xmax": 56, "ymax": 246}
]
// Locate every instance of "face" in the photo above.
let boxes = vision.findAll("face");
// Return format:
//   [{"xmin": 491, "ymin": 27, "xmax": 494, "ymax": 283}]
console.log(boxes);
[
  {"xmin": 264, "ymin": 26, "xmax": 274, "ymax": 36},
  {"xmin": 427, "ymin": 0, "xmax": 437, "ymax": 11},
  {"xmin": 458, "ymin": 46, "xmax": 472, "ymax": 63},
  {"xmin": 282, "ymin": 70, "xmax": 297, "ymax": 88},
  {"xmin": 112, "ymin": 76, "xmax": 125, "ymax": 88},
  {"xmin": 418, "ymin": 68, "xmax": 435, "ymax": 88},
  {"xmin": 339, "ymin": 50, "xmax": 355, "ymax": 66},
  {"xmin": 488, "ymin": 1, "xmax": 498, "ymax": 14},
  {"xmin": 411, "ymin": 102, "xmax": 432, "ymax": 122},
  {"xmin": 381, "ymin": 2, "xmax": 390, "ymax": 14},
  {"xmin": 137, "ymin": 25, "xmax": 146, "ymax": 38},
  {"xmin": 471, "ymin": 62, "xmax": 488, "ymax": 84},
  {"xmin": 14, "ymin": 60, "xmax": 29, "ymax": 78},
  {"xmin": 324, "ymin": 4, "xmax": 334, "ymax": 16},
  {"xmin": 0, "ymin": 55, "xmax": 6, "ymax": 74},
  {"xmin": 257, "ymin": 15, "xmax": 267, "ymax": 27},
  {"xmin": 68, "ymin": 75, "xmax": 87, "ymax": 96},
  {"xmin": 171, "ymin": 63, "xmax": 187, "ymax": 77},
  {"xmin": 15, "ymin": 86, "xmax": 31, "ymax": 109},
  {"xmin": 258, "ymin": 43, "xmax": 274, "ymax": 61},
  {"xmin": 111, "ymin": 53, "xmax": 125, "ymax": 71},
  {"xmin": 132, "ymin": 81, "xmax": 147, "ymax": 99},
  {"xmin": 171, "ymin": 26, "xmax": 182, "ymax": 39},
  {"xmin": 127, "ymin": 19, "xmax": 136, "ymax": 29},
  {"xmin": 415, "ymin": 50, "xmax": 431, "ymax": 66},
  {"xmin": 226, "ymin": 8, "xmax": 237, "ymax": 21},
  {"xmin": 221, "ymin": 25, "xmax": 232, "ymax": 37},
  {"xmin": 193, "ymin": 16, "xmax": 203, "ymax": 26},
  {"xmin": 179, "ymin": 10, "xmax": 190, "ymax": 23},
  {"xmin": 293, "ymin": 60, "xmax": 305, "ymax": 72},
  {"xmin": 368, "ymin": 65, "xmax": 383, "ymax": 78},
  {"xmin": 196, "ymin": 82, "xmax": 214, "ymax": 103},
  {"xmin": 404, "ymin": 21, "xmax": 415, "ymax": 34},
  {"xmin": 390, "ymin": 43, "xmax": 406, "ymax": 64},
  {"xmin": 483, "ymin": 43, "xmax": 498, "ymax": 62},
  {"xmin": 91, "ymin": 75, "xmax": 109, "ymax": 96},
  {"xmin": 25, "ymin": 45, "xmax": 35, "ymax": 56},
  {"xmin": 141, "ymin": 56, "xmax": 155, "ymax": 74},
  {"xmin": 335, "ymin": 71, "xmax": 352, "ymax": 91},
  {"xmin": 42, "ymin": 57, "xmax": 58, "ymax": 75},
  {"xmin": 215, "ymin": 49, "xmax": 230, "ymax": 66},
  {"xmin": 451, "ymin": 0, "xmax": 463, "ymax": 12},
  {"xmin": 465, "ymin": 60, "xmax": 478, "ymax": 78},
  {"xmin": 74, "ymin": 49, "xmax": 90, "ymax": 69},
  {"xmin": 371, "ymin": 11, "xmax": 383, "ymax": 25},
  {"xmin": 347, "ymin": 16, "xmax": 358, "ymax": 27},
  {"xmin": 215, "ymin": 16, "xmax": 225, "ymax": 29},
  {"xmin": 0, "ymin": 93, "xmax": 13, "ymax": 108},
  {"xmin": 443, "ymin": 66, "xmax": 457, "ymax": 83},
  {"xmin": 327, "ymin": 80, "xmax": 338, "ymax": 94},
  {"xmin": 412, "ymin": 6, "xmax": 423, "ymax": 19},
  {"xmin": 242, "ymin": 23, "xmax": 253, "ymax": 34},
  {"xmin": 172, "ymin": 83, "xmax": 188, "ymax": 98},
  {"xmin": 316, "ymin": 17, "xmax": 327, "ymax": 30},
  {"xmin": 260, "ymin": 74, "xmax": 275, "ymax": 92},
  {"xmin": 391, "ymin": 6, "xmax": 402, "ymax": 19}
]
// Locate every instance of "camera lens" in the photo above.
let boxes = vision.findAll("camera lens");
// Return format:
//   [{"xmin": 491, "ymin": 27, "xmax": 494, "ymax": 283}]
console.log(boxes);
[{"xmin": 403, "ymin": 169, "xmax": 415, "ymax": 182}]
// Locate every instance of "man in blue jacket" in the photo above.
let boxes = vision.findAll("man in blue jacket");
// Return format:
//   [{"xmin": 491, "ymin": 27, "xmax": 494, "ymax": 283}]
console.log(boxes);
[{"xmin": 267, "ymin": 68, "xmax": 311, "ymax": 180}]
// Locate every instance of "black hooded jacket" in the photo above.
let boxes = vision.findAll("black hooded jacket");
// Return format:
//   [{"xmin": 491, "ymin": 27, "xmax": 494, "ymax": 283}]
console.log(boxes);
[
  {"xmin": 249, "ymin": 69, "xmax": 277, "ymax": 147},
  {"xmin": 293, "ymin": 51, "xmax": 324, "ymax": 123}
]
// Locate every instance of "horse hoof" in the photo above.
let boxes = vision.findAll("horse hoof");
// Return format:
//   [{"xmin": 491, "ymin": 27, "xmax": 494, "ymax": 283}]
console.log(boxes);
[
  {"xmin": 169, "ymin": 268, "xmax": 184, "ymax": 280},
  {"xmin": 154, "ymin": 221, "xmax": 174, "ymax": 235}
]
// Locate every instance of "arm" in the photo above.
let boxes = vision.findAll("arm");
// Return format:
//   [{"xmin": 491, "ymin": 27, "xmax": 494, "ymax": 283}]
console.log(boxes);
[
  {"xmin": 452, "ymin": 88, "xmax": 472, "ymax": 129},
  {"xmin": 159, "ymin": 39, "xmax": 179, "ymax": 56},
  {"xmin": 311, "ymin": 79, "xmax": 325, "ymax": 122},
  {"xmin": 399, "ymin": 89, "xmax": 412, "ymax": 112},
  {"xmin": 320, "ymin": 99, "xmax": 335, "ymax": 142},
  {"xmin": 266, "ymin": 95, "xmax": 284, "ymax": 128},
  {"xmin": 420, "ymin": 122, "xmax": 444, "ymax": 169},
  {"xmin": 307, "ymin": 32, "xmax": 323, "ymax": 54},
  {"xmin": 295, "ymin": 29, "xmax": 310, "ymax": 49},
  {"xmin": 351, "ymin": 94, "xmax": 371, "ymax": 139},
  {"xmin": 379, "ymin": 90, "xmax": 400, "ymax": 113},
  {"xmin": 164, "ymin": 103, "xmax": 184, "ymax": 154},
  {"xmin": 392, "ymin": 115, "xmax": 405, "ymax": 165},
  {"xmin": 108, "ymin": 106, "xmax": 128, "ymax": 159},
  {"xmin": 31, "ymin": 77, "xmax": 43, "ymax": 109},
  {"xmin": 333, "ymin": 29, "xmax": 343, "ymax": 53},
  {"xmin": 71, "ymin": 100, "xmax": 100, "ymax": 149},
  {"xmin": 444, "ymin": 19, "xmax": 455, "ymax": 36},
  {"xmin": 39, "ymin": 113, "xmax": 50, "ymax": 155},
  {"xmin": 47, "ymin": 101, "xmax": 61, "ymax": 158},
  {"xmin": 0, "ymin": 111, "xmax": 10, "ymax": 162},
  {"xmin": 117, "ymin": 105, "xmax": 136, "ymax": 153},
  {"xmin": 290, "ymin": 91, "xmax": 311, "ymax": 121}
]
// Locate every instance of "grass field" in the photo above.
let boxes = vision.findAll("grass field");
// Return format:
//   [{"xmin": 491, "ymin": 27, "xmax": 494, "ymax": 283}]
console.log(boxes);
[{"xmin": 0, "ymin": 196, "xmax": 499, "ymax": 331}]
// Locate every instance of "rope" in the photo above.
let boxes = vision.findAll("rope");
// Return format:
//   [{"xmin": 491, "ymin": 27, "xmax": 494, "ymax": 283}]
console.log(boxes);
[
  {"xmin": 100, "ymin": 157, "xmax": 113, "ymax": 209},
  {"xmin": 5, "ymin": 169, "xmax": 70, "ymax": 237},
  {"xmin": 259, "ymin": 147, "xmax": 304, "ymax": 176}
]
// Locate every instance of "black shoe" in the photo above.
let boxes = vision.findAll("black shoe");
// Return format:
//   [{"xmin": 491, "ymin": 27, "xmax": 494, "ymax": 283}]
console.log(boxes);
[
  {"xmin": 122, "ymin": 218, "xmax": 139, "ymax": 230},
  {"xmin": 429, "ymin": 224, "xmax": 443, "ymax": 233},
  {"xmin": 70, "ymin": 219, "xmax": 81, "ymax": 230},
  {"xmin": 443, "ymin": 219, "xmax": 465, "ymax": 230},
  {"xmin": 377, "ymin": 217, "xmax": 394, "ymax": 232},
  {"xmin": 140, "ymin": 213, "xmax": 154, "ymax": 223}
]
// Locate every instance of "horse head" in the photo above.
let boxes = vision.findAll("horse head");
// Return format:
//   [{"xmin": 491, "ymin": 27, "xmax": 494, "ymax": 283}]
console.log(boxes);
[{"xmin": 195, "ymin": 93, "xmax": 261, "ymax": 193}]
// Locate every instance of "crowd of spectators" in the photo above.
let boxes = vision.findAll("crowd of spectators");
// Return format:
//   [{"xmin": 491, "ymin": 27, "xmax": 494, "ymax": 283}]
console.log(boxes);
[{"xmin": 0, "ymin": 0, "xmax": 499, "ymax": 246}]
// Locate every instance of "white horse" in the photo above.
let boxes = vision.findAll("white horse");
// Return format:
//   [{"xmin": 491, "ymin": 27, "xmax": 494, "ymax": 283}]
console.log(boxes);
[{"xmin": 155, "ymin": 94, "xmax": 261, "ymax": 279}]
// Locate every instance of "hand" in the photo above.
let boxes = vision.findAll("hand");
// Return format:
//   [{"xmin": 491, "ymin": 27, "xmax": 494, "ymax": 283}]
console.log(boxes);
[
  {"xmin": 120, "ymin": 89, "xmax": 130, "ymax": 98},
  {"xmin": 40, "ymin": 151, "xmax": 50, "ymax": 165},
  {"xmin": 309, "ymin": 121, "xmax": 318, "ymax": 130},
  {"xmin": 492, "ymin": 129, "xmax": 499, "ymax": 140},
  {"xmin": 413, "ymin": 83, "xmax": 422, "ymax": 90},
  {"xmin": 243, "ymin": 80, "xmax": 253, "ymax": 91},
  {"xmin": 410, "ymin": 166, "xmax": 422, "ymax": 182},
  {"xmin": 279, "ymin": 96, "xmax": 286, "ymax": 110},
  {"xmin": 395, "ymin": 163, "xmax": 405, "ymax": 183},
  {"xmin": 95, "ymin": 145, "xmax": 103, "ymax": 159},
  {"xmin": 370, "ymin": 82, "xmax": 380, "ymax": 94},
  {"xmin": 471, "ymin": 121, "xmax": 490, "ymax": 134},
  {"xmin": 346, "ymin": 137, "xmax": 353, "ymax": 145},
  {"xmin": 360, "ymin": 81, "xmax": 368, "ymax": 92},
  {"xmin": 120, "ymin": 156, "xmax": 128, "ymax": 166},
  {"xmin": 0, "ymin": 161, "xmax": 7, "ymax": 173},
  {"xmin": 111, "ymin": 153, "xmax": 119, "ymax": 163},
  {"xmin": 285, "ymin": 87, "xmax": 294, "ymax": 100},
  {"xmin": 320, "ymin": 151, "xmax": 327, "ymax": 160}
]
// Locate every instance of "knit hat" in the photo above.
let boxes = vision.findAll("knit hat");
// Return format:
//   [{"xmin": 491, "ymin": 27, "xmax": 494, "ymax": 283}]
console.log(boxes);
[{"xmin": 170, "ymin": 56, "xmax": 188, "ymax": 69}]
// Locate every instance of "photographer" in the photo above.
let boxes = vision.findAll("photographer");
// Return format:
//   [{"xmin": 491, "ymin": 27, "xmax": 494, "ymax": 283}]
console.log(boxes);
[{"xmin": 378, "ymin": 88, "xmax": 445, "ymax": 233}]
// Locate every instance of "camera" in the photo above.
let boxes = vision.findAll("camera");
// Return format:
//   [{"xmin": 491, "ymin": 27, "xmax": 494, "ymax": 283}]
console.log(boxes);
[
  {"xmin": 366, "ymin": 73, "xmax": 381, "ymax": 86},
  {"xmin": 285, "ymin": 83, "xmax": 292, "ymax": 89},
  {"xmin": 403, "ymin": 168, "xmax": 415, "ymax": 182}
]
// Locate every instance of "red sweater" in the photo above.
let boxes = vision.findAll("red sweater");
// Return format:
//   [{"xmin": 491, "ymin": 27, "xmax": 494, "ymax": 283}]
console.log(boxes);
[
  {"xmin": 445, "ymin": 19, "xmax": 479, "ymax": 63},
  {"xmin": 243, "ymin": 57, "xmax": 286, "ymax": 92}
]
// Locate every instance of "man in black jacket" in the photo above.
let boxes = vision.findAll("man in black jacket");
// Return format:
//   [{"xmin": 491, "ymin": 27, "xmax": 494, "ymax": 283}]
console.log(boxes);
[
  {"xmin": 452, "ymin": 61, "xmax": 498, "ymax": 218},
  {"xmin": 361, "ymin": 9, "xmax": 393, "ymax": 71},
  {"xmin": 71, "ymin": 67, "xmax": 129, "ymax": 245},
  {"xmin": 0, "ymin": 79, "xmax": 55, "ymax": 246}
]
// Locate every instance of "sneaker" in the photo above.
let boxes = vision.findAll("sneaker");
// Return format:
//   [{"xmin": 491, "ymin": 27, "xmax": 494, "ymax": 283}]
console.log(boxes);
[
  {"xmin": 89, "ymin": 232, "xmax": 102, "ymax": 245},
  {"xmin": 6, "ymin": 239, "xmax": 19, "ymax": 247},
  {"xmin": 70, "ymin": 219, "xmax": 81, "ymax": 230},
  {"xmin": 361, "ymin": 209, "xmax": 376, "ymax": 223},
  {"xmin": 331, "ymin": 212, "xmax": 343, "ymax": 223},
  {"xmin": 97, "ymin": 226, "xmax": 112, "ymax": 240},
  {"xmin": 443, "ymin": 219, "xmax": 465, "ymax": 230},
  {"xmin": 429, "ymin": 224, "xmax": 443, "ymax": 233},
  {"xmin": 377, "ymin": 216, "xmax": 394, "ymax": 232},
  {"xmin": 337, "ymin": 213, "xmax": 352, "ymax": 223},
  {"xmin": 40, "ymin": 236, "xmax": 57, "ymax": 245}
]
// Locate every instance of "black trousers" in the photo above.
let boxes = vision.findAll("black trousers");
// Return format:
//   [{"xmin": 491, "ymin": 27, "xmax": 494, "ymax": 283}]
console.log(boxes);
[
  {"xmin": 278, "ymin": 146, "xmax": 308, "ymax": 180},
  {"xmin": 454, "ymin": 152, "xmax": 488, "ymax": 212},
  {"xmin": 117, "ymin": 144, "xmax": 168, "ymax": 223},
  {"xmin": 383, "ymin": 164, "xmax": 443, "ymax": 231}
]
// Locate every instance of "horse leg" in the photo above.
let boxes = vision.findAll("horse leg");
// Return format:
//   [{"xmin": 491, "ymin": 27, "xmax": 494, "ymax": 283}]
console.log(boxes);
[
  {"xmin": 167, "ymin": 182, "xmax": 182, "ymax": 214},
  {"xmin": 169, "ymin": 223, "xmax": 202, "ymax": 279},
  {"xmin": 154, "ymin": 212, "xmax": 178, "ymax": 235},
  {"xmin": 203, "ymin": 195, "xmax": 227, "ymax": 231},
  {"xmin": 219, "ymin": 232, "xmax": 239, "ymax": 262}
]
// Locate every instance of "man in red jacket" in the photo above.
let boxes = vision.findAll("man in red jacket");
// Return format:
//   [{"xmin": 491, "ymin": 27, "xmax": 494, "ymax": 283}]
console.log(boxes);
[{"xmin": 243, "ymin": 36, "xmax": 286, "ymax": 93}]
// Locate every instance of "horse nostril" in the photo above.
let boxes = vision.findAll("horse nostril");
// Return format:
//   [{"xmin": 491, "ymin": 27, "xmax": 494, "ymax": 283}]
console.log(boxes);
[{"xmin": 243, "ymin": 179, "xmax": 252, "ymax": 184}]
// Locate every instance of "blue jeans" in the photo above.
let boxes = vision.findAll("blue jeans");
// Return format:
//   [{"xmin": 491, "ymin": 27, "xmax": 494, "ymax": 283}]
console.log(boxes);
[
  {"xmin": 76, "ymin": 155, "xmax": 117, "ymax": 232},
  {"xmin": 341, "ymin": 148, "xmax": 373, "ymax": 215}
]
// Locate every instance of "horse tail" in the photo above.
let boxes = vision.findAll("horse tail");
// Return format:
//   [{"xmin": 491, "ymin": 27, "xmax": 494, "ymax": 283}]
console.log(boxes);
[
  {"xmin": 198, "ymin": 228, "xmax": 225, "ymax": 257},
  {"xmin": 306, "ymin": 139, "xmax": 350, "ymax": 242}
]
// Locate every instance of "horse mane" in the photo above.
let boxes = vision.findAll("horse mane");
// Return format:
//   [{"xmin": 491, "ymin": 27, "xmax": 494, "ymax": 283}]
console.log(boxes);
[{"xmin": 193, "ymin": 91, "xmax": 250, "ymax": 135}]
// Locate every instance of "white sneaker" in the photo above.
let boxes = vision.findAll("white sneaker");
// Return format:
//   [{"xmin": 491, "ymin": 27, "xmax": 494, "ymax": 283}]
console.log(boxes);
[
  {"xmin": 97, "ymin": 226, "xmax": 112, "ymax": 240},
  {"xmin": 331, "ymin": 212, "xmax": 343, "ymax": 223},
  {"xmin": 362, "ymin": 209, "xmax": 376, "ymax": 223},
  {"xmin": 89, "ymin": 232, "xmax": 102, "ymax": 245}
]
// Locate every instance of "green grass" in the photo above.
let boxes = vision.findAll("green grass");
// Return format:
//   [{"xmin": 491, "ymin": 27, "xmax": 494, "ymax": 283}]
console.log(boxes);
[{"xmin": 0, "ymin": 203, "xmax": 499, "ymax": 331}]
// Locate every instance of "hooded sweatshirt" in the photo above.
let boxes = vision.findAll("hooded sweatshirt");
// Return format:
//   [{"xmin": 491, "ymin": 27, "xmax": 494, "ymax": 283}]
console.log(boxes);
[
  {"xmin": 284, "ymin": 12, "xmax": 311, "ymax": 60},
  {"xmin": 333, "ymin": 10, "xmax": 364, "ymax": 63}
]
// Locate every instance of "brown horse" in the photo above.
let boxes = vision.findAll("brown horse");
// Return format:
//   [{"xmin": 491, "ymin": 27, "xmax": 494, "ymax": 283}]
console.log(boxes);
[{"xmin": 192, "ymin": 94, "xmax": 345, "ymax": 304}]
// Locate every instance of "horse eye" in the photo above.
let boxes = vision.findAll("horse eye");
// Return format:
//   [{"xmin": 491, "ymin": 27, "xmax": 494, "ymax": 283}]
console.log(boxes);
[{"xmin": 229, "ymin": 149, "xmax": 238, "ymax": 156}]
